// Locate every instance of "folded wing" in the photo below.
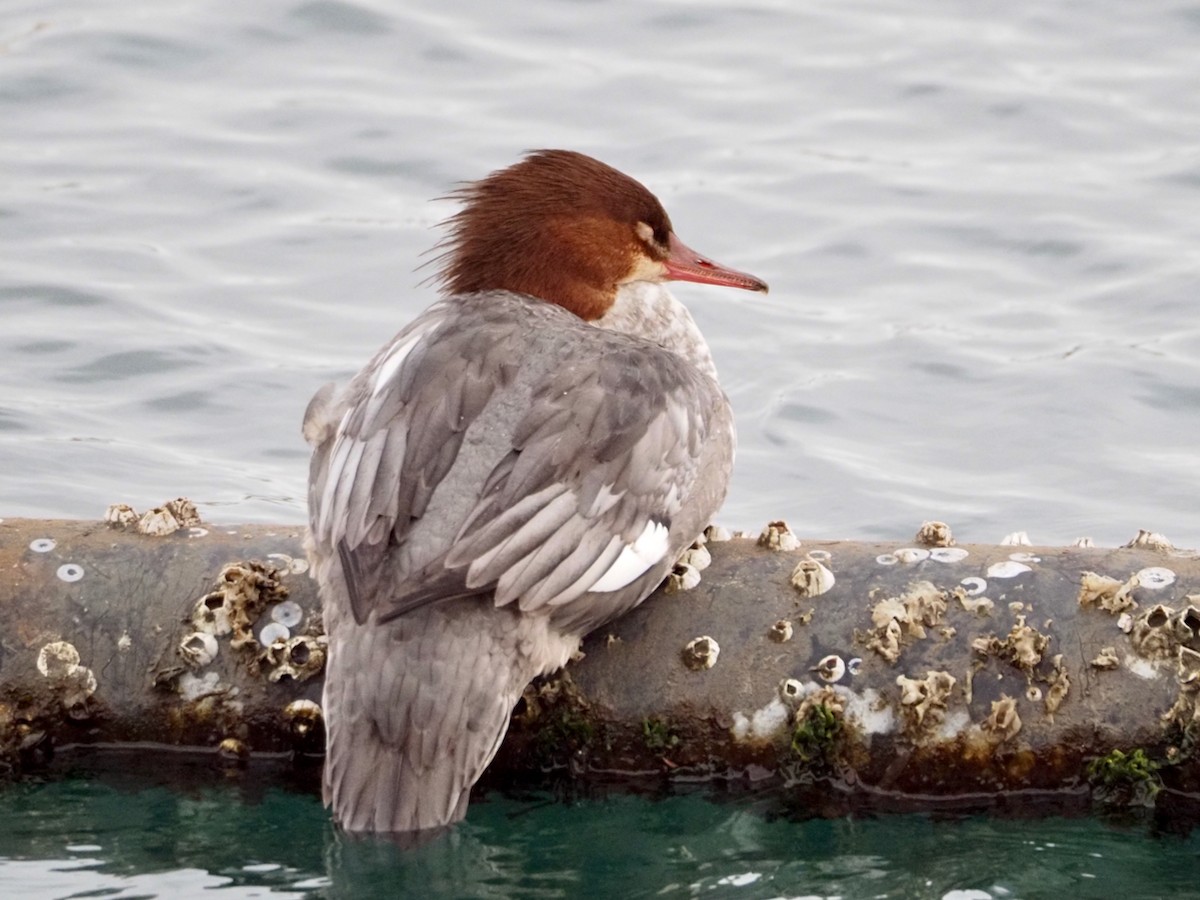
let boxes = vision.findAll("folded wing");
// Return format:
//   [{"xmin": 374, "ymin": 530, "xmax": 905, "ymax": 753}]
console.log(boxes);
[{"xmin": 306, "ymin": 291, "xmax": 731, "ymax": 629}]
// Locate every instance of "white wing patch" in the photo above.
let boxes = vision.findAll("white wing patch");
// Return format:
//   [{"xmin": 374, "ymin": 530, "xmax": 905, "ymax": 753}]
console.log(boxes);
[
  {"xmin": 371, "ymin": 331, "xmax": 424, "ymax": 398},
  {"xmin": 587, "ymin": 520, "xmax": 671, "ymax": 593}
]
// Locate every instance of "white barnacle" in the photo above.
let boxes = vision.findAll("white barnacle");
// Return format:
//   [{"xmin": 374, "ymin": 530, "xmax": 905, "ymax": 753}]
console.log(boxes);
[
  {"xmin": 259, "ymin": 622, "xmax": 291, "ymax": 646},
  {"xmin": 36, "ymin": 641, "xmax": 97, "ymax": 707},
  {"xmin": 179, "ymin": 632, "xmax": 219, "ymax": 668},
  {"xmin": 790, "ymin": 556, "xmax": 835, "ymax": 597},
  {"xmin": 271, "ymin": 600, "xmax": 305, "ymax": 628},
  {"xmin": 138, "ymin": 507, "xmax": 181, "ymax": 536},
  {"xmin": 986, "ymin": 560, "xmax": 1031, "ymax": 579},
  {"xmin": 105, "ymin": 503, "xmax": 139, "ymax": 529},
  {"xmin": 677, "ymin": 542, "xmax": 712, "ymax": 572},
  {"xmin": 769, "ymin": 619, "xmax": 794, "ymax": 642},
  {"xmin": 778, "ymin": 678, "xmax": 805, "ymax": 703},
  {"xmin": 1123, "ymin": 530, "xmax": 1174, "ymax": 552},
  {"xmin": 703, "ymin": 524, "xmax": 732, "ymax": 542},
  {"xmin": 665, "ymin": 561, "xmax": 702, "ymax": 593},
  {"xmin": 267, "ymin": 552, "xmax": 309, "ymax": 575},
  {"xmin": 960, "ymin": 577, "xmax": 988, "ymax": 596},
  {"xmin": 1136, "ymin": 567, "xmax": 1176, "ymax": 590},
  {"xmin": 266, "ymin": 635, "xmax": 328, "ymax": 683},
  {"xmin": 178, "ymin": 671, "xmax": 221, "ymax": 702},
  {"xmin": 37, "ymin": 641, "xmax": 80, "ymax": 678},
  {"xmin": 284, "ymin": 699, "xmax": 324, "ymax": 737},
  {"xmin": 757, "ymin": 520, "xmax": 800, "ymax": 552},
  {"xmin": 813, "ymin": 654, "xmax": 846, "ymax": 683},
  {"xmin": 56, "ymin": 563, "xmax": 84, "ymax": 583},
  {"xmin": 930, "ymin": 547, "xmax": 969, "ymax": 563},
  {"xmin": 914, "ymin": 520, "xmax": 954, "ymax": 548},
  {"xmin": 681, "ymin": 635, "xmax": 720, "ymax": 670}
]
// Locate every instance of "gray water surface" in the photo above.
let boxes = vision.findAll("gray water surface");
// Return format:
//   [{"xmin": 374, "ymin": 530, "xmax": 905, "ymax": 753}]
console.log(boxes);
[{"xmin": 3, "ymin": 0, "xmax": 1198, "ymax": 545}]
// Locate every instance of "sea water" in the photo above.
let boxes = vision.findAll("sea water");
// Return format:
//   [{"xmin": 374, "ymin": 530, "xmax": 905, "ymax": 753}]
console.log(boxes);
[{"xmin": 2, "ymin": 764, "xmax": 1200, "ymax": 899}]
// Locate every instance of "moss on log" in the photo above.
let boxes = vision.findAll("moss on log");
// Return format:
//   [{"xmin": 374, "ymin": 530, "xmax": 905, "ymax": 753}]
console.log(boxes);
[{"xmin": 3, "ymin": 516, "xmax": 1200, "ymax": 810}]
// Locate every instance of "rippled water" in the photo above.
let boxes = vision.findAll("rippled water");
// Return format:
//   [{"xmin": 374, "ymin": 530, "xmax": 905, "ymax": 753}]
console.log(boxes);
[
  {"xmin": 3, "ymin": 767, "xmax": 1200, "ymax": 899},
  {"xmin": 3, "ymin": 0, "xmax": 1200, "ymax": 895},
  {"xmin": 4, "ymin": 0, "xmax": 1198, "ymax": 545}
]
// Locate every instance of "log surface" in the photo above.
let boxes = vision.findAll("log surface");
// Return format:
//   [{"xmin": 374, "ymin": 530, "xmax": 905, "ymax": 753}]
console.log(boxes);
[{"xmin": 3, "ymin": 517, "xmax": 1199, "ymax": 807}]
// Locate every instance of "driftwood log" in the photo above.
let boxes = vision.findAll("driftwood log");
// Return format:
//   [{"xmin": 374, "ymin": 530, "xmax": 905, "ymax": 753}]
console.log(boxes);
[{"xmin": 3, "ymin": 514, "xmax": 1200, "ymax": 811}]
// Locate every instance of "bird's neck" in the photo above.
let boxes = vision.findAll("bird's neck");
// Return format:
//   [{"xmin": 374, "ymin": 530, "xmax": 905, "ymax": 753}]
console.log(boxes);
[{"xmin": 591, "ymin": 282, "xmax": 718, "ymax": 381}]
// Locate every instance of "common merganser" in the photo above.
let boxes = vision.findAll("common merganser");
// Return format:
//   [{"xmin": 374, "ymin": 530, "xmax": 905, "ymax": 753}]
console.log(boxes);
[{"xmin": 304, "ymin": 150, "xmax": 768, "ymax": 834}]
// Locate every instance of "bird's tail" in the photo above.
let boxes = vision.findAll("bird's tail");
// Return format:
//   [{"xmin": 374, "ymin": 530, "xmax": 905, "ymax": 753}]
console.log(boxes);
[{"xmin": 322, "ymin": 598, "xmax": 577, "ymax": 834}]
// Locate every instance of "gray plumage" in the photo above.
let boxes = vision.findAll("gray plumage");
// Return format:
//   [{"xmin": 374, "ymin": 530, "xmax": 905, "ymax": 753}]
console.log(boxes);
[{"xmin": 306, "ymin": 289, "xmax": 734, "ymax": 833}]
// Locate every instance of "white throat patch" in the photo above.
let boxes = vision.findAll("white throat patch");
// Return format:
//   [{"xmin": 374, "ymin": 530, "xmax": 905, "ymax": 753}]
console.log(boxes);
[{"xmin": 592, "ymin": 282, "xmax": 718, "ymax": 380}]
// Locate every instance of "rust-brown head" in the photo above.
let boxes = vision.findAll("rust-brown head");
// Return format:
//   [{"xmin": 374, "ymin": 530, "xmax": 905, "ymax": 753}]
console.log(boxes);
[{"xmin": 433, "ymin": 150, "xmax": 768, "ymax": 320}]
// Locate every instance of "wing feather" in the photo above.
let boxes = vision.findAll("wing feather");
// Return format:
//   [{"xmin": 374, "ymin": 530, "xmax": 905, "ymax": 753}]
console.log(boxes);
[
  {"xmin": 521, "ymin": 528, "xmax": 621, "ymax": 609},
  {"xmin": 461, "ymin": 487, "xmax": 577, "ymax": 590}
]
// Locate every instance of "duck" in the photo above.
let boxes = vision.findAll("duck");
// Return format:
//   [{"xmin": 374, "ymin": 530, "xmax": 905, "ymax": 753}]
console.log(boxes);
[{"xmin": 304, "ymin": 149, "xmax": 768, "ymax": 833}]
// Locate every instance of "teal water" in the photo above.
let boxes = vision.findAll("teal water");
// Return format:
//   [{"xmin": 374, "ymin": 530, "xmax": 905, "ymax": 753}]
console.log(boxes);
[{"xmin": 2, "ymin": 767, "xmax": 1199, "ymax": 899}]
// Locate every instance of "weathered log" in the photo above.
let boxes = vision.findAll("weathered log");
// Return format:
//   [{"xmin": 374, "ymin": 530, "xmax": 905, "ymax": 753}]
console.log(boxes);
[
  {"xmin": 2, "ymin": 516, "xmax": 1199, "ymax": 807},
  {"xmin": 0, "ymin": 517, "xmax": 326, "ymax": 766}
]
